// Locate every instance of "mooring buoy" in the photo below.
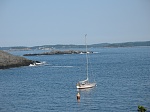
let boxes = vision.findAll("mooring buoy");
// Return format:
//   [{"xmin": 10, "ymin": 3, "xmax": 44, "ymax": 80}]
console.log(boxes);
[{"xmin": 76, "ymin": 92, "xmax": 80, "ymax": 100}]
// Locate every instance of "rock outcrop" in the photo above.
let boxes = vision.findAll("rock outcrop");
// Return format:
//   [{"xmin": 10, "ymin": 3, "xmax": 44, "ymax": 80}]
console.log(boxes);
[{"xmin": 0, "ymin": 50, "xmax": 34, "ymax": 69}]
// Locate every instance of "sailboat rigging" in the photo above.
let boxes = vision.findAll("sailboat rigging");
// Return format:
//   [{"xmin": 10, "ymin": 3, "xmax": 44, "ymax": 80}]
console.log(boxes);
[{"xmin": 76, "ymin": 34, "xmax": 96, "ymax": 89}]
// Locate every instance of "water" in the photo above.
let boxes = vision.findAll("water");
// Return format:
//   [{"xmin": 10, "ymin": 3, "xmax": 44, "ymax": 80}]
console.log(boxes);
[{"xmin": 0, "ymin": 47, "xmax": 150, "ymax": 112}]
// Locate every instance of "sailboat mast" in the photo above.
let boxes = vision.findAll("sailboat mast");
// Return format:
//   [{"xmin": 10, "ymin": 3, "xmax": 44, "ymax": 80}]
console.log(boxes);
[{"xmin": 85, "ymin": 34, "xmax": 89, "ymax": 80}]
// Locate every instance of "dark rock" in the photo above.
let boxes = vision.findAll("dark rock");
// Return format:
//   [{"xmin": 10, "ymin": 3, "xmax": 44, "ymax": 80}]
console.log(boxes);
[
  {"xmin": 23, "ymin": 50, "xmax": 93, "ymax": 56},
  {"xmin": 0, "ymin": 50, "xmax": 34, "ymax": 69}
]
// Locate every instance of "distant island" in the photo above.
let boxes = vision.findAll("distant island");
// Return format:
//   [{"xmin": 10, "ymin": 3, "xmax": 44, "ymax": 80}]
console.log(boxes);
[
  {"xmin": 23, "ymin": 50, "xmax": 93, "ymax": 56},
  {"xmin": 0, "ymin": 41, "xmax": 150, "ymax": 51},
  {"xmin": 0, "ymin": 50, "xmax": 36, "ymax": 69}
]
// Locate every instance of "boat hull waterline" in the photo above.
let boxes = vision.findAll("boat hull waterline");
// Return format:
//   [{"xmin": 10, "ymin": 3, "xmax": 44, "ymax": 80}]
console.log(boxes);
[{"xmin": 76, "ymin": 83, "xmax": 96, "ymax": 89}]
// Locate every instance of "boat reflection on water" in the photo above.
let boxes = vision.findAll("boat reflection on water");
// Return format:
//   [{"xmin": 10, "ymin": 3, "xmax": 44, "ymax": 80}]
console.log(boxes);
[{"xmin": 76, "ymin": 85, "xmax": 97, "ymax": 102}]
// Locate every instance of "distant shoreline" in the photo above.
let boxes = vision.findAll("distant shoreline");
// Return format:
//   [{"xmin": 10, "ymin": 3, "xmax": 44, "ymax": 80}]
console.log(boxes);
[{"xmin": 0, "ymin": 41, "xmax": 150, "ymax": 51}]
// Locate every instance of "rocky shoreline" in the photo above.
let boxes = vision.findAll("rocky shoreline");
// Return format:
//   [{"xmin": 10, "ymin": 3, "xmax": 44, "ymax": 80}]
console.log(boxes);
[
  {"xmin": 23, "ymin": 50, "xmax": 93, "ymax": 56},
  {"xmin": 0, "ymin": 50, "xmax": 35, "ymax": 69},
  {"xmin": 0, "ymin": 50, "xmax": 93, "ymax": 69}
]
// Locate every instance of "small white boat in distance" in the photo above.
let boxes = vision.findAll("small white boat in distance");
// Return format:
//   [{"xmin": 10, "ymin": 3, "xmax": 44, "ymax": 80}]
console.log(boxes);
[
  {"xmin": 29, "ymin": 61, "xmax": 45, "ymax": 66},
  {"xmin": 29, "ymin": 63, "xmax": 36, "ymax": 66},
  {"xmin": 35, "ymin": 62, "xmax": 43, "ymax": 65},
  {"xmin": 76, "ymin": 34, "xmax": 96, "ymax": 89}
]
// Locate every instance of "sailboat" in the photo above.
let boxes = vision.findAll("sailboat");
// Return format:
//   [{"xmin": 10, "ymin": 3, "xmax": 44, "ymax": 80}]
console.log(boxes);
[{"xmin": 76, "ymin": 34, "xmax": 96, "ymax": 89}]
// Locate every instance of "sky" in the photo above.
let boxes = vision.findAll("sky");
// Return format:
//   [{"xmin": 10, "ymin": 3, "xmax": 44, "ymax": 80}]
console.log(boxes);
[{"xmin": 0, "ymin": 0, "xmax": 150, "ymax": 47}]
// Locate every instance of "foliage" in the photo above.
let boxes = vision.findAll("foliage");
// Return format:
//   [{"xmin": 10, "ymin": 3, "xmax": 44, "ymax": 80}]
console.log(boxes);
[{"xmin": 138, "ymin": 106, "xmax": 147, "ymax": 112}]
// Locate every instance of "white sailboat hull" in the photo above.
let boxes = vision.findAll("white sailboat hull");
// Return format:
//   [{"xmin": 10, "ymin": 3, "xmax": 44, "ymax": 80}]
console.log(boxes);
[{"xmin": 76, "ymin": 83, "xmax": 96, "ymax": 89}]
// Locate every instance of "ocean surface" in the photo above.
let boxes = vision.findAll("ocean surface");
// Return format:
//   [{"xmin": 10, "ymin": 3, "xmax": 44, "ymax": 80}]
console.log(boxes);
[{"xmin": 0, "ymin": 47, "xmax": 150, "ymax": 112}]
